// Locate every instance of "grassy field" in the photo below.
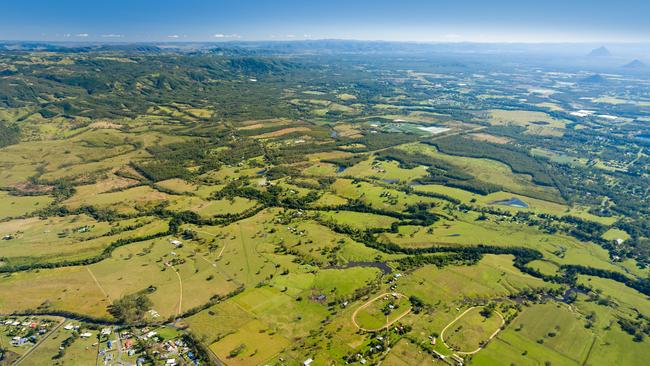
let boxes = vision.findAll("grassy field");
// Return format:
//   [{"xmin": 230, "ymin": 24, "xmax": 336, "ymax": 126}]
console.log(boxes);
[
  {"xmin": 0, "ymin": 192, "xmax": 53, "ymax": 220},
  {"xmin": 168, "ymin": 196, "xmax": 256, "ymax": 218},
  {"xmin": 471, "ymin": 303, "xmax": 595, "ymax": 366},
  {"xmin": 317, "ymin": 211, "xmax": 398, "ymax": 230},
  {"xmin": 209, "ymin": 319, "xmax": 291, "ymax": 366},
  {"xmin": 353, "ymin": 294, "xmax": 411, "ymax": 331},
  {"xmin": 0, "ymin": 216, "xmax": 167, "ymax": 265},
  {"xmin": 0, "ymin": 235, "xmax": 237, "ymax": 319},
  {"xmin": 442, "ymin": 307, "xmax": 503, "ymax": 353},
  {"xmin": 63, "ymin": 185, "xmax": 173, "ymax": 215},
  {"xmin": 578, "ymin": 275, "xmax": 650, "ymax": 317},
  {"xmin": 398, "ymin": 255, "xmax": 556, "ymax": 305},
  {"xmin": 401, "ymin": 143, "xmax": 563, "ymax": 203},
  {"xmin": 342, "ymin": 157, "xmax": 429, "ymax": 183},
  {"xmin": 487, "ymin": 109, "xmax": 568, "ymax": 136}
]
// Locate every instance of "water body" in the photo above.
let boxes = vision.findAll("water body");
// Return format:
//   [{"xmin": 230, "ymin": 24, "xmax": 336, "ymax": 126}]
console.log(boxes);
[
  {"xmin": 336, "ymin": 165, "xmax": 347, "ymax": 173},
  {"xmin": 325, "ymin": 261, "xmax": 392, "ymax": 274},
  {"xmin": 256, "ymin": 168, "xmax": 267, "ymax": 175},
  {"xmin": 490, "ymin": 197, "xmax": 529, "ymax": 208},
  {"xmin": 382, "ymin": 178, "xmax": 399, "ymax": 184},
  {"xmin": 636, "ymin": 133, "xmax": 650, "ymax": 143}
]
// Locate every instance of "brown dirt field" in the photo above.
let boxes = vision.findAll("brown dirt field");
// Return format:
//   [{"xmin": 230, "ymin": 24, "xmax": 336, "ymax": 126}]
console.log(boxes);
[
  {"xmin": 253, "ymin": 127, "xmax": 310, "ymax": 139},
  {"xmin": 469, "ymin": 133, "xmax": 512, "ymax": 144},
  {"xmin": 236, "ymin": 118, "xmax": 291, "ymax": 129},
  {"xmin": 12, "ymin": 181, "xmax": 54, "ymax": 194}
]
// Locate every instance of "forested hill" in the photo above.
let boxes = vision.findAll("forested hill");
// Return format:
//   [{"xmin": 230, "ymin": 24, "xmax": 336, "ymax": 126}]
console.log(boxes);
[{"xmin": 0, "ymin": 51, "xmax": 302, "ymax": 120}]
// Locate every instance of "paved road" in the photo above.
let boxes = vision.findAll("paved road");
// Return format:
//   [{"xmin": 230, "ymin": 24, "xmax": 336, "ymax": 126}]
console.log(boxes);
[{"xmin": 12, "ymin": 318, "xmax": 65, "ymax": 366}]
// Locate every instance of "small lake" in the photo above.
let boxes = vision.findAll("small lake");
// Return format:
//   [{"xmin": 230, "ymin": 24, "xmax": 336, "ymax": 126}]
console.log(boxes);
[
  {"xmin": 336, "ymin": 165, "xmax": 347, "ymax": 173},
  {"xmin": 256, "ymin": 168, "xmax": 267, "ymax": 175},
  {"xmin": 490, "ymin": 197, "xmax": 529, "ymax": 208}
]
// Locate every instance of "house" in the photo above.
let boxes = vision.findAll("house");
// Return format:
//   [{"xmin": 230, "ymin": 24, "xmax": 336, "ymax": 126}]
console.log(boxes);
[
  {"xmin": 303, "ymin": 358, "xmax": 314, "ymax": 366},
  {"xmin": 170, "ymin": 239, "xmax": 182, "ymax": 247},
  {"xmin": 64, "ymin": 323, "xmax": 75, "ymax": 330},
  {"xmin": 80, "ymin": 332, "xmax": 93, "ymax": 338}
]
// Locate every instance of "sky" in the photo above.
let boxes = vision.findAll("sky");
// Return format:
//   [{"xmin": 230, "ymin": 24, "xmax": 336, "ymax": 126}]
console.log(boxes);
[{"xmin": 1, "ymin": 0, "xmax": 649, "ymax": 43}]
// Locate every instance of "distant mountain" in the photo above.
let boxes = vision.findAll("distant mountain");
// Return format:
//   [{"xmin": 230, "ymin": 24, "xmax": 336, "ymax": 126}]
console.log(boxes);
[
  {"xmin": 587, "ymin": 46, "xmax": 611, "ymax": 57},
  {"xmin": 623, "ymin": 59, "xmax": 647, "ymax": 69},
  {"xmin": 580, "ymin": 74, "xmax": 608, "ymax": 83}
]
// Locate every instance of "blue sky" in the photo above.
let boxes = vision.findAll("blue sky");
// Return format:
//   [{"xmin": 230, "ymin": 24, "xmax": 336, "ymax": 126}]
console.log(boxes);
[{"xmin": 1, "ymin": 0, "xmax": 649, "ymax": 43}]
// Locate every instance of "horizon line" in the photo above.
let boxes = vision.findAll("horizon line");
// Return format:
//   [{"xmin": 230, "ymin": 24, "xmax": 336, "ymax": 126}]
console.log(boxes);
[{"xmin": 2, "ymin": 38, "xmax": 650, "ymax": 46}]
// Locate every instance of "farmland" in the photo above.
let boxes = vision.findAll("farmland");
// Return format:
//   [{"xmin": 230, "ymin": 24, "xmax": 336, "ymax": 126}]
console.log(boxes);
[{"xmin": 0, "ymin": 42, "xmax": 649, "ymax": 366}]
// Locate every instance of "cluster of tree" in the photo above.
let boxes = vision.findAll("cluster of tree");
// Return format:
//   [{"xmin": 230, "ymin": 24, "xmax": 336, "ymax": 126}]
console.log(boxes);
[
  {"xmin": 395, "ymin": 252, "xmax": 481, "ymax": 271},
  {"xmin": 322, "ymin": 154, "xmax": 369, "ymax": 168},
  {"xmin": 132, "ymin": 160, "xmax": 190, "ymax": 182},
  {"xmin": 213, "ymin": 180, "xmax": 319, "ymax": 209},
  {"xmin": 564, "ymin": 265, "xmax": 650, "ymax": 297},
  {"xmin": 425, "ymin": 135, "xmax": 555, "ymax": 187},
  {"xmin": 618, "ymin": 317, "xmax": 650, "ymax": 342},
  {"xmin": 108, "ymin": 293, "xmax": 153, "ymax": 324},
  {"xmin": 0, "ymin": 121, "xmax": 20, "ymax": 147}
]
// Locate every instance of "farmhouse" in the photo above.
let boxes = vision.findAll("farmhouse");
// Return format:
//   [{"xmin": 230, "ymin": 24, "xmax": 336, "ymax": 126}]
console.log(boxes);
[{"xmin": 303, "ymin": 358, "xmax": 314, "ymax": 366}]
